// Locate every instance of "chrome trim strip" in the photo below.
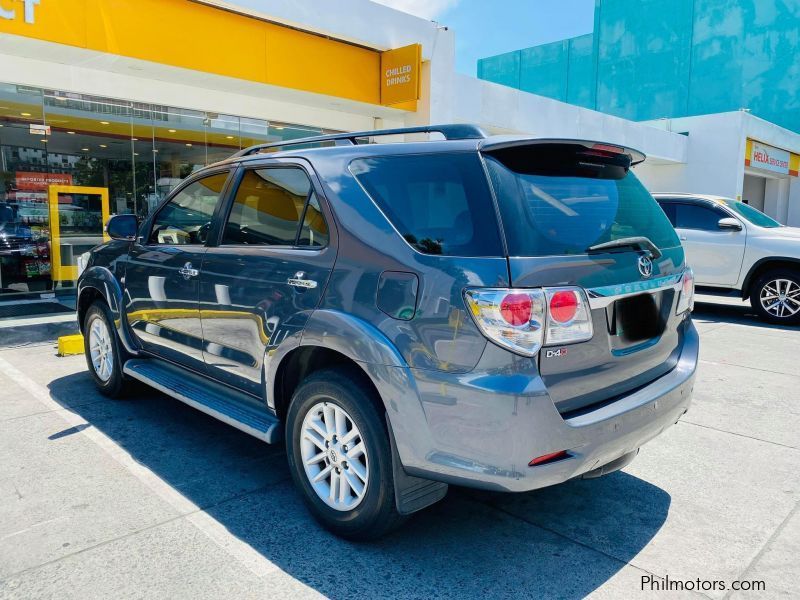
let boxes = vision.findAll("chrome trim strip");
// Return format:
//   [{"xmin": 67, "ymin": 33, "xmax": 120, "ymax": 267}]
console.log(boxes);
[{"xmin": 587, "ymin": 273, "xmax": 683, "ymax": 309}]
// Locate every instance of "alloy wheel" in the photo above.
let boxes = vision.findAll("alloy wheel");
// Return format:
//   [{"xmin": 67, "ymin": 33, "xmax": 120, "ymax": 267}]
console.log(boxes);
[
  {"xmin": 759, "ymin": 278, "xmax": 800, "ymax": 319},
  {"xmin": 88, "ymin": 317, "xmax": 114, "ymax": 381},
  {"xmin": 300, "ymin": 401, "xmax": 369, "ymax": 511}
]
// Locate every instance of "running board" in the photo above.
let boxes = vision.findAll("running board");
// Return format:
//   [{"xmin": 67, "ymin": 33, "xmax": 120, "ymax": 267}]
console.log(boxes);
[{"xmin": 123, "ymin": 359, "xmax": 282, "ymax": 444}]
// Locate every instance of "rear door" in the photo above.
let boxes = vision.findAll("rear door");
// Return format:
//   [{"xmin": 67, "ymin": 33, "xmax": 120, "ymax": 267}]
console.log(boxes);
[
  {"xmin": 482, "ymin": 141, "xmax": 688, "ymax": 414},
  {"xmin": 671, "ymin": 201, "xmax": 745, "ymax": 287},
  {"xmin": 199, "ymin": 161, "xmax": 336, "ymax": 395},
  {"xmin": 125, "ymin": 170, "xmax": 231, "ymax": 371}
]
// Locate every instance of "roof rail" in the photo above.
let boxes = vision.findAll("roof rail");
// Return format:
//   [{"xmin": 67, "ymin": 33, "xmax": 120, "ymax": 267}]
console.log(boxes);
[{"xmin": 232, "ymin": 124, "xmax": 487, "ymax": 158}]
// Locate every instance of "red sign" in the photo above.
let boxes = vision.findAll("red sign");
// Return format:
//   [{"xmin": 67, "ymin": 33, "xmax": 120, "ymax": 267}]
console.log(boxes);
[{"xmin": 15, "ymin": 172, "xmax": 73, "ymax": 191}]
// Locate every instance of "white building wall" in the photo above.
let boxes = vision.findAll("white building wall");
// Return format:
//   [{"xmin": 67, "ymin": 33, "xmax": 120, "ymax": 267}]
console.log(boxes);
[
  {"xmin": 451, "ymin": 75, "xmax": 688, "ymax": 163},
  {"xmin": 788, "ymin": 180, "xmax": 800, "ymax": 226},
  {"xmin": 636, "ymin": 112, "xmax": 746, "ymax": 199},
  {"xmin": 765, "ymin": 178, "xmax": 790, "ymax": 224},
  {"xmin": 743, "ymin": 175, "xmax": 767, "ymax": 210}
]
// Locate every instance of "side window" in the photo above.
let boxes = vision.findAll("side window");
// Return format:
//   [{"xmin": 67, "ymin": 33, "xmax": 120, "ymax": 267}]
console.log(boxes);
[
  {"xmin": 658, "ymin": 202, "xmax": 677, "ymax": 226},
  {"xmin": 675, "ymin": 204, "xmax": 726, "ymax": 231},
  {"xmin": 298, "ymin": 194, "xmax": 328, "ymax": 247},
  {"xmin": 223, "ymin": 167, "xmax": 326, "ymax": 247},
  {"xmin": 149, "ymin": 172, "xmax": 229, "ymax": 245},
  {"xmin": 349, "ymin": 153, "xmax": 503, "ymax": 256}
]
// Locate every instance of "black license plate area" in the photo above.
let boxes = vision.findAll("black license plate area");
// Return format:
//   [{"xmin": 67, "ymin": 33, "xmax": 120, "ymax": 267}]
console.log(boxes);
[{"xmin": 611, "ymin": 293, "xmax": 664, "ymax": 343}]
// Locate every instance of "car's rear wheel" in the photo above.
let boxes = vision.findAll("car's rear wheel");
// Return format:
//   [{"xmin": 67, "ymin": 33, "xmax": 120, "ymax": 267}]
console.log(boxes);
[
  {"xmin": 749, "ymin": 270, "xmax": 800, "ymax": 325},
  {"xmin": 285, "ymin": 367, "xmax": 404, "ymax": 540},
  {"xmin": 83, "ymin": 300, "xmax": 128, "ymax": 397}
]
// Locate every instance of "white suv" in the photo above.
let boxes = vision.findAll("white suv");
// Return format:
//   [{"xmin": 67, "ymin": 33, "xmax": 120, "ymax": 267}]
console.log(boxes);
[{"xmin": 654, "ymin": 194, "xmax": 800, "ymax": 324}]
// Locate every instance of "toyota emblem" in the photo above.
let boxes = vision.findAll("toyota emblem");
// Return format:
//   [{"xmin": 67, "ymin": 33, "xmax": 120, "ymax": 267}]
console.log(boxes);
[{"xmin": 638, "ymin": 255, "xmax": 653, "ymax": 278}]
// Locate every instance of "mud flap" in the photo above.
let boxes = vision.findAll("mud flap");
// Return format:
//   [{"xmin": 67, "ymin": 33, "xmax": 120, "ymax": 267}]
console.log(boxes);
[{"xmin": 387, "ymin": 418, "xmax": 448, "ymax": 515}]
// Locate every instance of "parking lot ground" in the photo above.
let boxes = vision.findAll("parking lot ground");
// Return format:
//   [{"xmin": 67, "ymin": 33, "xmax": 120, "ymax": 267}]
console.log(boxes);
[{"xmin": 0, "ymin": 298, "xmax": 798, "ymax": 599}]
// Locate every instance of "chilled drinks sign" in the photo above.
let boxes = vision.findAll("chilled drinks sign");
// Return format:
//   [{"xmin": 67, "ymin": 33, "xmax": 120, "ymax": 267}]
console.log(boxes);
[{"xmin": 380, "ymin": 44, "xmax": 421, "ymax": 107}]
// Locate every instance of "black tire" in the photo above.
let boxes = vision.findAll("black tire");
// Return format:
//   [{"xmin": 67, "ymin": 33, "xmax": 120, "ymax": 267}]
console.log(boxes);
[
  {"xmin": 83, "ymin": 300, "xmax": 129, "ymax": 398},
  {"xmin": 749, "ymin": 270, "xmax": 800, "ymax": 325},
  {"xmin": 285, "ymin": 367, "xmax": 405, "ymax": 540}
]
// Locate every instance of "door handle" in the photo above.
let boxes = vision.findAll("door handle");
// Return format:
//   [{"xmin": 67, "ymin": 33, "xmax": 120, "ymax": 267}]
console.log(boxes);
[
  {"xmin": 178, "ymin": 262, "xmax": 199, "ymax": 279},
  {"xmin": 679, "ymin": 236, "xmax": 687, "ymax": 241},
  {"xmin": 287, "ymin": 271, "xmax": 318, "ymax": 289}
]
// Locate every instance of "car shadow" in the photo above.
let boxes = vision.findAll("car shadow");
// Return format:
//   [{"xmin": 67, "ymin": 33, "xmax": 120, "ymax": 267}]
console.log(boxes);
[
  {"xmin": 693, "ymin": 298, "xmax": 798, "ymax": 332},
  {"xmin": 47, "ymin": 371, "xmax": 671, "ymax": 599}
]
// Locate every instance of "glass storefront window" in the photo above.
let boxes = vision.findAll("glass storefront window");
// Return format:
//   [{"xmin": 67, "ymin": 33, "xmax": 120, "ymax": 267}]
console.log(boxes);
[
  {"xmin": 43, "ymin": 91, "xmax": 136, "ymax": 217},
  {"xmin": 240, "ymin": 116, "xmax": 271, "ymax": 149},
  {"xmin": 152, "ymin": 106, "xmax": 209, "ymax": 201},
  {"xmin": 1, "ymin": 85, "xmax": 52, "ymax": 294},
  {"xmin": 206, "ymin": 112, "xmax": 242, "ymax": 163},
  {"xmin": 0, "ymin": 81, "xmax": 339, "ymax": 303}
]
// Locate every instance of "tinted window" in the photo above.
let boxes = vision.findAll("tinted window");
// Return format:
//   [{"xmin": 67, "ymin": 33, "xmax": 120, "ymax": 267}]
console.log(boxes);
[
  {"xmin": 484, "ymin": 146, "xmax": 679, "ymax": 256},
  {"xmin": 718, "ymin": 198, "xmax": 781, "ymax": 228},
  {"xmin": 149, "ymin": 172, "xmax": 229, "ymax": 245},
  {"xmin": 350, "ymin": 153, "xmax": 503, "ymax": 256},
  {"xmin": 658, "ymin": 201, "xmax": 677, "ymax": 226},
  {"xmin": 674, "ymin": 204, "xmax": 727, "ymax": 231},
  {"xmin": 223, "ymin": 168, "xmax": 322, "ymax": 246},
  {"xmin": 297, "ymin": 194, "xmax": 329, "ymax": 247}
]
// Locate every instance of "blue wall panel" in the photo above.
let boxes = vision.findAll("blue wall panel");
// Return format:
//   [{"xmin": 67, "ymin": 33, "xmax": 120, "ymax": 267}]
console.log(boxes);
[
  {"xmin": 689, "ymin": 0, "xmax": 800, "ymax": 132},
  {"xmin": 519, "ymin": 40, "xmax": 569, "ymax": 100},
  {"xmin": 477, "ymin": 51, "xmax": 521, "ymax": 89},
  {"xmin": 594, "ymin": 0, "xmax": 694, "ymax": 121},
  {"xmin": 476, "ymin": 0, "xmax": 800, "ymax": 133},
  {"xmin": 566, "ymin": 33, "xmax": 597, "ymax": 109}
]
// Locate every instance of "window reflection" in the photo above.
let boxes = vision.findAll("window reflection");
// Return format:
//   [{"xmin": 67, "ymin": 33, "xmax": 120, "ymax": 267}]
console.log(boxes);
[
  {"xmin": 150, "ymin": 172, "xmax": 229, "ymax": 245},
  {"xmin": 298, "ymin": 195, "xmax": 328, "ymax": 247},
  {"xmin": 223, "ymin": 168, "xmax": 312, "ymax": 246}
]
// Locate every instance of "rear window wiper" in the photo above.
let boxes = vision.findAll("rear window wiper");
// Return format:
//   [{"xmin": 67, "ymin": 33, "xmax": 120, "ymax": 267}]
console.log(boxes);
[{"xmin": 587, "ymin": 236, "xmax": 662, "ymax": 260}]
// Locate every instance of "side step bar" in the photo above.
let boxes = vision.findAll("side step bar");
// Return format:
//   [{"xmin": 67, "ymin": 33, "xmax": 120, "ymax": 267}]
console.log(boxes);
[{"xmin": 123, "ymin": 359, "xmax": 282, "ymax": 444}]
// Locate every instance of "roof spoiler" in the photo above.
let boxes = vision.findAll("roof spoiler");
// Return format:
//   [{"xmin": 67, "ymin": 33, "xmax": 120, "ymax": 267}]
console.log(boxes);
[{"xmin": 480, "ymin": 137, "xmax": 647, "ymax": 166}]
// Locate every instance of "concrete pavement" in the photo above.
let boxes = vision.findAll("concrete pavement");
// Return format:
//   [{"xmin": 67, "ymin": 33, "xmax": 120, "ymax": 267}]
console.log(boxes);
[{"xmin": 0, "ymin": 299, "xmax": 798, "ymax": 599}]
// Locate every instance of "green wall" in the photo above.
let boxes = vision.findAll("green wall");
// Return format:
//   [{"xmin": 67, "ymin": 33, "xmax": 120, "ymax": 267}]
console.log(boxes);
[{"xmin": 477, "ymin": 0, "xmax": 800, "ymax": 133}]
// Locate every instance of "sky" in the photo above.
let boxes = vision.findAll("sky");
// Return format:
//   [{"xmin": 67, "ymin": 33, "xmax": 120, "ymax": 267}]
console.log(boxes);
[{"xmin": 371, "ymin": 0, "xmax": 596, "ymax": 76}]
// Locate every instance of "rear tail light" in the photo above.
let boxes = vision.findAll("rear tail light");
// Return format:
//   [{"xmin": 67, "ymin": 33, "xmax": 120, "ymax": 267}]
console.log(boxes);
[
  {"xmin": 465, "ymin": 288, "xmax": 546, "ymax": 356},
  {"xmin": 500, "ymin": 293, "xmax": 533, "ymax": 326},
  {"xmin": 544, "ymin": 288, "xmax": 593, "ymax": 345},
  {"xmin": 549, "ymin": 290, "xmax": 578, "ymax": 323},
  {"xmin": 591, "ymin": 143, "xmax": 625, "ymax": 154},
  {"xmin": 676, "ymin": 268, "xmax": 694, "ymax": 315},
  {"xmin": 464, "ymin": 286, "xmax": 593, "ymax": 357}
]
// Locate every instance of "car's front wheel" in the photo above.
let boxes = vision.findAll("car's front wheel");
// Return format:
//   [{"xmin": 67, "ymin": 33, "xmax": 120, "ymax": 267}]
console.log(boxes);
[
  {"xmin": 749, "ymin": 270, "xmax": 800, "ymax": 325},
  {"xmin": 83, "ymin": 300, "xmax": 128, "ymax": 397},
  {"xmin": 285, "ymin": 367, "xmax": 404, "ymax": 540}
]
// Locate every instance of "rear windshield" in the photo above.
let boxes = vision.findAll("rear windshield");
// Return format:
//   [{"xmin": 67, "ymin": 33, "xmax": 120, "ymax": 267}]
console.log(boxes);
[
  {"xmin": 485, "ymin": 145, "xmax": 680, "ymax": 257},
  {"xmin": 350, "ymin": 153, "xmax": 503, "ymax": 256}
]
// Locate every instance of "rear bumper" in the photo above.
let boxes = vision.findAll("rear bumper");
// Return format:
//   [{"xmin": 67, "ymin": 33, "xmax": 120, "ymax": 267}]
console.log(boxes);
[{"xmin": 382, "ymin": 319, "xmax": 698, "ymax": 493}]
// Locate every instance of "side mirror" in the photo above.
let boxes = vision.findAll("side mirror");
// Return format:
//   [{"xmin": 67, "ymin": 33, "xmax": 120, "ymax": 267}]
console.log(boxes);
[
  {"xmin": 718, "ymin": 217, "xmax": 742, "ymax": 232},
  {"xmin": 106, "ymin": 214, "xmax": 139, "ymax": 241}
]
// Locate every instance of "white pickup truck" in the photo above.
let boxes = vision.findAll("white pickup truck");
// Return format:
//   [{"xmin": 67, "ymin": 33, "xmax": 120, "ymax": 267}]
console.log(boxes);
[{"xmin": 654, "ymin": 193, "xmax": 800, "ymax": 324}]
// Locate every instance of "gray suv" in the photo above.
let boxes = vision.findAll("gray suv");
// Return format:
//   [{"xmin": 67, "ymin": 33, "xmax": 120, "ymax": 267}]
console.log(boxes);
[{"xmin": 76, "ymin": 125, "xmax": 698, "ymax": 540}]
